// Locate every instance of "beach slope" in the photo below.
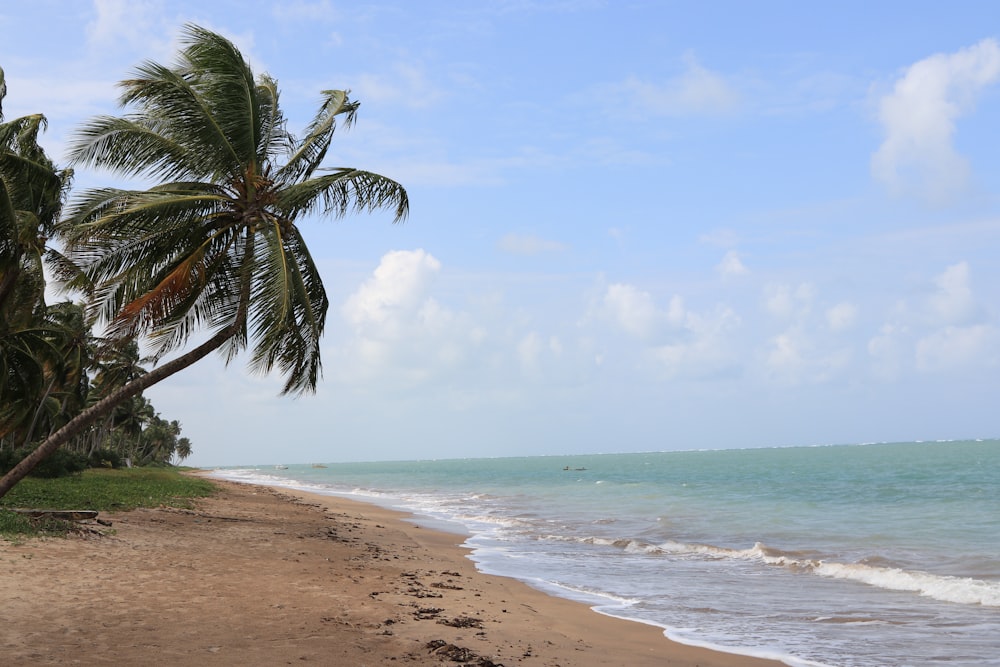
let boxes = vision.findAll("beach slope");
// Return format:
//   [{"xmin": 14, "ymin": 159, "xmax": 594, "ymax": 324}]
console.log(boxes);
[{"xmin": 0, "ymin": 479, "xmax": 784, "ymax": 666}]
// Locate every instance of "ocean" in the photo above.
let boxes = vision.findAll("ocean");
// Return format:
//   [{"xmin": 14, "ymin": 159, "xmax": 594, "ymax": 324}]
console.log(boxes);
[{"xmin": 211, "ymin": 439, "xmax": 999, "ymax": 667}]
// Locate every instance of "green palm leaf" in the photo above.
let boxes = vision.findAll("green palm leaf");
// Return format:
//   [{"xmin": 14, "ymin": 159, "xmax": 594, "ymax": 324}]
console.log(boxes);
[{"xmin": 62, "ymin": 23, "xmax": 407, "ymax": 394}]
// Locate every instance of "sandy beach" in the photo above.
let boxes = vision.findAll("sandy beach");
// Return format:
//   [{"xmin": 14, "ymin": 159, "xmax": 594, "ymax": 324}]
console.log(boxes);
[{"xmin": 1, "ymin": 479, "xmax": 786, "ymax": 666}]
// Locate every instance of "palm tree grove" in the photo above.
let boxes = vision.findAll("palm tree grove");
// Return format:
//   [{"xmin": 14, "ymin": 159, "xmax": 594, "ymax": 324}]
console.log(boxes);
[{"xmin": 0, "ymin": 24, "xmax": 408, "ymax": 498}]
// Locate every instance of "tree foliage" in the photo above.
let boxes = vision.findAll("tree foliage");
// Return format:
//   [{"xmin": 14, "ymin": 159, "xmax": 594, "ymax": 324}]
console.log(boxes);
[{"xmin": 0, "ymin": 26, "xmax": 407, "ymax": 497}]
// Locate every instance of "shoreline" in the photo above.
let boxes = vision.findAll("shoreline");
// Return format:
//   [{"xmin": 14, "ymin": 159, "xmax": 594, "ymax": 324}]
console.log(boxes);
[
  {"xmin": 271, "ymin": 481, "xmax": 792, "ymax": 667},
  {"xmin": 1, "ymin": 477, "xmax": 787, "ymax": 666}
]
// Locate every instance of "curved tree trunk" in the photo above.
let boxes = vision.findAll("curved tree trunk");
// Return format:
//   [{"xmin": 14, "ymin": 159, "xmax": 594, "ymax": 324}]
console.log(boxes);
[
  {"xmin": 0, "ymin": 231, "xmax": 256, "ymax": 500},
  {"xmin": 0, "ymin": 326, "xmax": 232, "ymax": 499}
]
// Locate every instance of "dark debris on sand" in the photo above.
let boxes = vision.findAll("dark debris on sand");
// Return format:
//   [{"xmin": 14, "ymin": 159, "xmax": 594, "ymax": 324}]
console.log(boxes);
[{"xmin": 425, "ymin": 639, "xmax": 505, "ymax": 666}]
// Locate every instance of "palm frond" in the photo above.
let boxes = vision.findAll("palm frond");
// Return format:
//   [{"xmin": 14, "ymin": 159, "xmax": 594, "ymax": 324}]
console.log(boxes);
[
  {"xmin": 0, "ymin": 179, "xmax": 17, "ymax": 268},
  {"xmin": 255, "ymin": 74, "xmax": 292, "ymax": 163},
  {"xmin": 247, "ymin": 221, "xmax": 327, "ymax": 394},
  {"xmin": 174, "ymin": 23, "xmax": 261, "ymax": 168},
  {"xmin": 0, "ymin": 113, "xmax": 48, "ymax": 155},
  {"xmin": 67, "ymin": 115, "xmax": 197, "ymax": 181},
  {"xmin": 277, "ymin": 169, "xmax": 409, "ymax": 223},
  {"xmin": 276, "ymin": 89, "xmax": 358, "ymax": 183},
  {"xmin": 43, "ymin": 247, "xmax": 89, "ymax": 293}
]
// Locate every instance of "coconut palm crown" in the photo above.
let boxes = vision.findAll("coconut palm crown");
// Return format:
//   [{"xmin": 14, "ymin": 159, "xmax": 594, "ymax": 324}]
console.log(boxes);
[{"xmin": 64, "ymin": 23, "xmax": 408, "ymax": 395}]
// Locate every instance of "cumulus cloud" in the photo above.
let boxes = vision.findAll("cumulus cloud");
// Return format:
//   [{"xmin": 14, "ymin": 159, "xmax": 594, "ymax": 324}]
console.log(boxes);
[
  {"xmin": 517, "ymin": 331, "xmax": 543, "ymax": 375},
  {"xmin": 767, "ymin": 330, "xmax": 804, "ymax": 376},
  {"xmin": 826, "ymin": 302, "xmax": 858, "ymax": 332},
  {"xmin": 599, "ymin": 283, "xmax": 741, "ymax": 378},
  {"xmin": 603, "ymin": 283, "xmax": 661, "ymax": 338},
  {"xmin": 867, "ymin": 262, "xmax": 994, "ymax": 378},
  {"xmin": 909, "ymin": 261, "xmax": 999, "ymax": 372},
  {"xmin": 354, "ymin": 61, "xmax": 445, "ymax": 110},
  {"xmin": 336, "ymin": 249, "xmax": 582, "ymax": 391},
  {"xmin": 334, "ymin": 249, "xmax": 499, "ymax": 390},
  {"xmin": 867, "ymin": 323, "xmax": 907, "ymax": 381},
  {"xmin": 916, "ymin": 324, "xmax": 999, "ymax": 372},
  {"xmin": 717, "ymin": 250, "xmax": 749, "ymax": 278},
  {"xmin": 765, "ymin": 326, "xmax": 851, "ymax": 384},
  {"xmin": 612, "ymin": 51, "xmax": 739, "ymax": 117},
  {"xmin": 764, "ymin": 283, "xmax": 815, "ymax": 320},
  {"xmin": 498, "ymin": 233, "xmax": 568, "ymax": 255},
  {"xmin": 926, "ymin": 261, "xmax": 980, "ymax": 326},
  {"xmin": 86, "ymin": 0, "xmax": 173, "ymax": 58},
  {"xmin": 699, "ymin": 228, "xmax": 740, "ymax": 248},
  {"xmin": 650, "ymin": 305, "xmax": 741, "ymax": 379},
  {"xmin": 871, "ymin": 39, "xmax": 1000, "ymax": 201},
  {"xmin": 342, "ymin": 249, "xmax": 442, "ymax": 337}
]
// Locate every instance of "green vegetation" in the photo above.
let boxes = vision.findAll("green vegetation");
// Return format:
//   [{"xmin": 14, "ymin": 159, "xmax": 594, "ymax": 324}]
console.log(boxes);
[
  {"xmin": 0, "ymin": 508, "xmax": 69, "ymax": 539},
  {"xmin": 0, "ymin": 468, "xmax": 216, "ymax": 540},
  {"xmin": 1, "ymin": 69, "xmax": 192, "ymax": 478},
  {"xmin": 0, "ymin": 24, "xmax": 408, "ymax": 499}
]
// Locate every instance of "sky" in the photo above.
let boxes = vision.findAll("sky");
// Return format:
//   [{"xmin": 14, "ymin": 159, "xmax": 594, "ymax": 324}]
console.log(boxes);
[{"xmin": 2, "ymin": 1, "xmax": 999, "ymax": 466}]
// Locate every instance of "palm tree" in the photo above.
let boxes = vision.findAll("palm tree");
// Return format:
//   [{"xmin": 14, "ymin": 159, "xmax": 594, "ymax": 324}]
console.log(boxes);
[
  {"xmin": 174, "ymin": 436, "xmax": 192, "ymax": 464},
  {"xmin": 0, "ymin": 67, "xmax": 76, "ymax": 448},
  {"xmin": 0, "ymin": 25, "xmax": 408, "ymax": 498}
]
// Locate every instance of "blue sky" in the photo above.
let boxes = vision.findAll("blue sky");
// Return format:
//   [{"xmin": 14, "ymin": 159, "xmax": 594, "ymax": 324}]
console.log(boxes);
[{"xmin": 2, "ymin": 1, "xmax": 999, "ymax": 465}]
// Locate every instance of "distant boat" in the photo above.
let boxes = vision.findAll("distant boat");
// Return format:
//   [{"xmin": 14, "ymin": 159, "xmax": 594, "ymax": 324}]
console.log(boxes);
[
  {"xmin": 274, "ymin": 465, "xmax": 288, "ymax": 470},
  {"xmin": 311, "ymin": 464, "xmax": 328, "ymax": 468}
]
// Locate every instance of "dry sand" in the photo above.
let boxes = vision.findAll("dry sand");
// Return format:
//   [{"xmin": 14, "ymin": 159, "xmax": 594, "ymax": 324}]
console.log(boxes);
[{"xmin": 1, "ymin": 479, "xmax": 786, "ymax": 666}]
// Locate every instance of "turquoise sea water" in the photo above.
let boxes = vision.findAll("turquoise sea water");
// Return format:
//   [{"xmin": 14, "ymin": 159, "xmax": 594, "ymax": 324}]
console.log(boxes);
[{"xmin": 213, "ymin": 440, "xmax": 1000, "ymax": 667}]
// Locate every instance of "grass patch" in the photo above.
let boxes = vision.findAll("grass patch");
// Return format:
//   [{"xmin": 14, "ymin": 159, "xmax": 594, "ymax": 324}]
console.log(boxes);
[
  {"xmin": 0, "ymin": 510, "xmax": 75, "ymax": 541},
  {"xmin": 0, "ymin": 468, "xmax": 216, "ymax": 540}
]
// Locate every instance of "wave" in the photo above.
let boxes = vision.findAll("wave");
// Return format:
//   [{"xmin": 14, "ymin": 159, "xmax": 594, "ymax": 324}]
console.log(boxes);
[
  {"xmin": 208, "ymin": 468, "xmax": 393, "ymax": 502},
  {"xmin": 549, "ymin": 535, "xmax": 1000, "ymax": 607}
]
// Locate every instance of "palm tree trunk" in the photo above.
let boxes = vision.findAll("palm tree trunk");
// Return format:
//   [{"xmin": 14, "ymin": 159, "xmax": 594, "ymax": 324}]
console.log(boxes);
[
  {"xmin": 0, "ymin": 326, "xmax": 232, "ymax": 498},
  {"xmin": 21, "ymin": 375, "xmax": 57, "ymax": 448},
  {"xmin": 0, "ymin": 232, "xmax": 255, "ymax": 499}
]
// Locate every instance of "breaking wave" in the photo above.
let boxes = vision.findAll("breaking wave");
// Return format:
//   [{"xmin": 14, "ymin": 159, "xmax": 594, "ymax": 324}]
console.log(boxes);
[{"xmin": 553, "ymin": 535, "xmax": 1000, "ymax": 607}]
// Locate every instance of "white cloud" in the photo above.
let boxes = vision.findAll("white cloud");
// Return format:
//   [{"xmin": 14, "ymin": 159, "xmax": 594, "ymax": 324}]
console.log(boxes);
[
  {"xmin": 666, "ymin": 295, "xmax": 686, "ymax": 326},
  {"xmin": 597, "ymin": 282, "xmax": 742, "ymax": 379},
  {"xmin": 86, "ymin": 0, "xmax": 173, "ymax": 58},
  {"xmin": 517, "ymin": 331, "xmax": 542, "ymax": 375},
  {"xmin": 548, "ymin": 336, "xmax": 563, "ymax": 357},
  {"xmin": 651, "ymin": 305, "xmax": 741, "ymax": 379},
  {"xmin": 700, "ymin": 228, "xmax": 740, "ymax": 248},
  {"xmin": 867, "ymin": 323, "xmax": 906, "ymax": 381},
  {"xmin": 498, "ymin": 233, "xmax": 568, "ymax": 255},
  {"xmin": 767, "ymin": 330, "xmax": 804, "ymax": 376},
  {"xmin": 612, "ymin": 51, "xmax": 739, "ymax": 117},
  {"xmin": 916, "ymin": 324, "xmax": 1000, "ymax": 372},
  {"xmin": 603, "ymin": 283, "xmax": 661, "ymax": 338},
  {"xmin": 717, "ymin": 250, "xmax": 748, "ymax": 278},
  {"xmin": 334, "ymin": 249, "xmax": 498, "ymax": 390},
  {"xmin": 927, "ymin": 261, "xmax": 979, "ymax": 326},
  {"xmin": 765, "ymin": 326, "xmax": 851, "ymax": 384},
  {"xmin": 342, "ymin": 249, "xmax": 442, "ymax": 338},
  {"xmin": 866, "ymin": 262, "xmax": 993, "ymax": 378},
  {"xmin": 872, "ymin": 39, "xmax": 1000, "ymax": 201},
  {"xmin": 354, "ymin": 62, "xmax": 445, "ymax": 110},
  {"xmin": 764, "ymin": 283, "xmax": 815, "ymax": 319},
  {"xmin": 826, "ymin": 302, "xmax": 858, "ymax": 332}
]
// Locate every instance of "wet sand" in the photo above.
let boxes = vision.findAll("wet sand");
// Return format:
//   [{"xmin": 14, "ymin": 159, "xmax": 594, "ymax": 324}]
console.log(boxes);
[{"xmin": 0, "ymin": 479, "xmax": 786, "ymax": 666}]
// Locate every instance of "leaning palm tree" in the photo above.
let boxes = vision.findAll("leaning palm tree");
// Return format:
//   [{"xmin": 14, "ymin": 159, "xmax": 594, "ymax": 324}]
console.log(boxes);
[{"xmin": 0, "ymin": 25, "xmax": 408, "ymax": 497}]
